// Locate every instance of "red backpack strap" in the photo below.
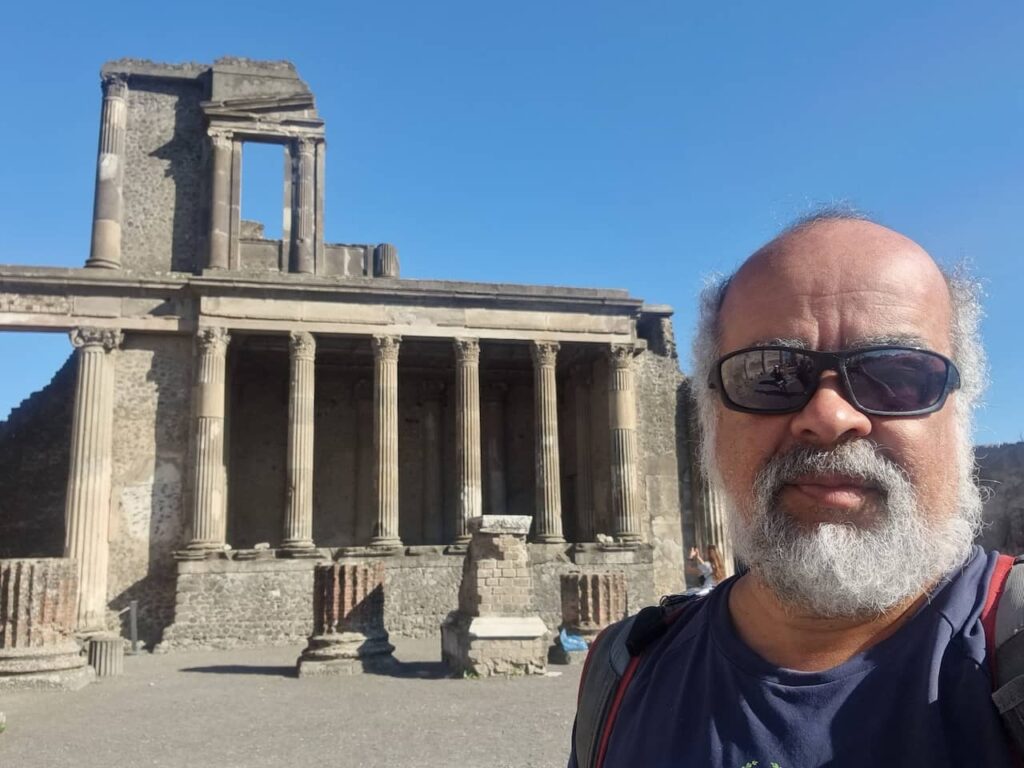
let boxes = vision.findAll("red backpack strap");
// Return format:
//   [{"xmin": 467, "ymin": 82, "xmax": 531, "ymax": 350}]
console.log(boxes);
[{"xmin": 983, "ymin": 553, "xmax": 1016, "ymax": 673}]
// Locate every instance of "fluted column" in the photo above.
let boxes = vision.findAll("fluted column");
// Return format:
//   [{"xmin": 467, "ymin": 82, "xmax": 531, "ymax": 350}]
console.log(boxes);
[
  {"xmin": 371, "ymin": 335, "xmax": 402, "ymax": 548},
  {"xmin": 292, "ymin": 137, "xmax": 315, "ymax": 274},
  {"xmin": 87, "ymin": 74, "xmax": 128, "ymax": 269},
  {"xmin": 483, "ymin": 382, "xmax": 507, "ymax": 516},
  {"xmin": 64, "ymin": 327, "xmax": 122, "ymax": 632},
  {"xmin": 187, "ymin": 327, "xmax": 230, "ymax": 551},
  {"xmin": 531, "ymin": 341, "xmax": 564, "ymax": 543},
  {"xmin": 283, "ymin": 331, "xmax": 316, "ymax": 552},
  {"xmin": 572, "ymin": 366, "xmax": 596, "ymax": 541},
  {"xmin": 353, "ymin": 379, "xmax": 374, "ymax": 545},
  {"xmin": 453, "ymin": 339, "xmax": 482, "ymax": 544},
  {"xmin": 608, "ymin": 344, "xmax": 642, "ymax": 543},
  {"xmin": 207, "ymin": 130, "xmax": 232, "ymax": 270},
  {"xmin": 689, "ymin": 416, "xmax": 735, "ymax": 578}
]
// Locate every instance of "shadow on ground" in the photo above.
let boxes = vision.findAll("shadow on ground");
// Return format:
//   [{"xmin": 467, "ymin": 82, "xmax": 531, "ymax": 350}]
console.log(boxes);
[{"xmin": 179, "ymin": 658, "xmax": 449, "ymax": 680}]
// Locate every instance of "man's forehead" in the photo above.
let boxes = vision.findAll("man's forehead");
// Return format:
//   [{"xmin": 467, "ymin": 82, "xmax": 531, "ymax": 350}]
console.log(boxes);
[{"xmin": 718, "ymin": 220, "xmax": 953, "ymax": 351}]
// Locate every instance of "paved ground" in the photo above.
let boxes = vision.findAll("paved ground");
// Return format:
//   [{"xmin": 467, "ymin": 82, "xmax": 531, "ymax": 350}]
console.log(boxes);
[{"xmin": 0, "ymin": 637, "xmax": 581, "ymax": 768}]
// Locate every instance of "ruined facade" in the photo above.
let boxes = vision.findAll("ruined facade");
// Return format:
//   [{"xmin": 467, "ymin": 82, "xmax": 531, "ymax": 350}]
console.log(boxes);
[{"xmin": 0, "ymin": 58, "xmax": 695, "ymax": 649}]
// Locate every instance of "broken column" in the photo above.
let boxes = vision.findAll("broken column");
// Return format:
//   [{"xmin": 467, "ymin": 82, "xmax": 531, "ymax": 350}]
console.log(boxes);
[
  {"xmin": 551, "ymin": 572, "xmax": 627, "ymax": 664},
  {"xmin": 64, "ymin": 327, "xmax": 122, "ymax": 632},
  {"xmin": 86, "ymin": 74, "xmax": 128, "ymax": 269},
  {"xmin": 441, "ymin": 516, "xmax": 548, "ymax": 677},
  {"xmin": 297, "ymin": 562, "xmax": 395, "ymax": 676},
  {"xmin": 0, "ymin": 559, "xmax": 94, "ymax": 691}
]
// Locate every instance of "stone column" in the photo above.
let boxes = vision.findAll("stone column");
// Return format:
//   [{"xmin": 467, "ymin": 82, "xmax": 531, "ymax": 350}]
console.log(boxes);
[
  {"xmin": 297, "ymin": 562, "xmax": 395, "ymax": 676},
  {"xmin": 0, "ymin": 559, "xmax": 93, "ymax": 690},
  {"xmin": 560, "ymin": 572, "xmax": 627, "ymax": 639},
  {"xmin": 283, "ymin": 331, "xmax": 317, "ymax": 553},
  {"xmin": 374, "ymin": 243, "xmax": 400, "ymax": 278},
  {"xmin": 689, "ymin": 416, "xmax": 735, "ymax": 578},
  {"xmin": 187, "ymin": 327, "xmax": 231, "ymax": 551},
  {"xmin": 454, "ymin": 338, "xmax": 482, "ymax": 545},
  {"xmin": 420, "ymin": 380, "xmax": 445, "ymax": 545},
  {"xmin": 608, "ymin": 344, "xmax": 642, "ymax": 544},
  {"xmin": 371, "ymin": 335, "xmax": 402, "ymax": 548},
  {"xmin": 64, "ymin": 327, "xmax": 122, "ymax": 632},
  {"xmin": 86, "ymin": 74, "xmax": 128, "ymax": 270},
  {"xmin": 572, "ymin": 366, "xmax": 595, "ymax": 542},
  {"xmin": 207, "ymin": 130, "xmax": 232, "ymax": 270},
  {"xmin": 483, "ymin": 383, "xmax": 507, "ymax": 516},
  {"xmin": 531, "ymin": 341, "xmax": 564, "ymax": 543},
  {"xmin": 291, "ymin": 137, "xmax": 315, "ymax": 274}
]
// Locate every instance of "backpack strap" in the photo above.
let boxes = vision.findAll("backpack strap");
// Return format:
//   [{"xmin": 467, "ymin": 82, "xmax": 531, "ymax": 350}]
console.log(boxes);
[
  {"xmin": 988, "ymin": 555, "xmax": 1024, "ymax": 754},
  {"xmin": 573, "ymin": 594, "xmax": 703, "ymax": 768}
]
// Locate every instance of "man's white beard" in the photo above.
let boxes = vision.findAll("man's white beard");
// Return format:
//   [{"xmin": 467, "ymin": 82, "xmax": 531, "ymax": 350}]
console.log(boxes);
[{"xmin": 728, "ymin": 440, "xmax": 981, "ymax": 619}]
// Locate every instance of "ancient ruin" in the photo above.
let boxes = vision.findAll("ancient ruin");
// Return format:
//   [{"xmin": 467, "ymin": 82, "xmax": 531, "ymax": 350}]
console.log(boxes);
[
  {"xmin": 441, "ymin": 516, "xmax": 548, "ymax": 676},
  {"xmin": 0, "ymin": 559, "xmax": 94, "ymax": 690},
  {"xmin": 0, "ymin": 57, "xmax": 699, "ymax": 651},
  {"xmin": 297, "ymin": 561, "xmax": 395, "ymax": 675}
]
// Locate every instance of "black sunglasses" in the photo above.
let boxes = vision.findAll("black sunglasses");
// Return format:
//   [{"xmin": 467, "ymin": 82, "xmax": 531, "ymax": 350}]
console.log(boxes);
[{"xmin": 708, "ymin": 345, "xmax": 961, "ymax": 417}]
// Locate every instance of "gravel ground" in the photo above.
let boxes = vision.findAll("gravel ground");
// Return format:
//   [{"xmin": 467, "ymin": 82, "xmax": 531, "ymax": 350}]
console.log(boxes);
[{"xmin": 0, "ymin": 637, "xmax": 581, "ymax": 768}]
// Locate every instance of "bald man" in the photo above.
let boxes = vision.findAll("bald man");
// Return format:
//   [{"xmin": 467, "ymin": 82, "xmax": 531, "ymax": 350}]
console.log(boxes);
[{"xmin": 569, "ymin": 213, "xmax": 1015, "ymax": 766}]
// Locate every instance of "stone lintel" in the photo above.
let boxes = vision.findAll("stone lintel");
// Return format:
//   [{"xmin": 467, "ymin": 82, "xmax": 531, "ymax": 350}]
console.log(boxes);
[
  {"xmin": 571, "ymin": 543, "xmax": 655, "ymax": 566},
  {"xmin": 466, "ymin": 616, "xmax": 548, "ymax": 640},
  {"xmin": 468, "ymin": 515, "xmax": 532, "ymax": 536}
]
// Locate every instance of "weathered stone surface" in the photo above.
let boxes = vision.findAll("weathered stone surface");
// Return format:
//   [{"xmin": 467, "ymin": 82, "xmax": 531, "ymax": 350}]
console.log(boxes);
[
  {"xmin": 442, "ymin": 516, "xmax": 547, "ymax": 676},
  {"xmin": 560, "ymin": 572, "xmax": 627, "ymax": 638},
  {"xmin": 297, "ymin": 562, "xmax": 394, "ymax": 676},
  {"xmin": 0, "ymin": 559, "xmax": 93, "ymax": 691}
]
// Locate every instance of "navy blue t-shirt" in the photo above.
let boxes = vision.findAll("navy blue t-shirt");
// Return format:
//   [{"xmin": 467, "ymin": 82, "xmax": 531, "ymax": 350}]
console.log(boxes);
[{"xmin": 572, "ymin": 547, "xmax": 1014, "ymax": 767}]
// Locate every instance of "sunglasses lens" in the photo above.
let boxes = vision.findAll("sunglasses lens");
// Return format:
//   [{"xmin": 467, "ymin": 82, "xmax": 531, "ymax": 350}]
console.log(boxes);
[
  {"xmin": 719, "ymin": 349, "xmax": 816, "ymax": 411},
  {"xmin": 846, "ymin": 349, "xmax": 950, "ymax": 413}
]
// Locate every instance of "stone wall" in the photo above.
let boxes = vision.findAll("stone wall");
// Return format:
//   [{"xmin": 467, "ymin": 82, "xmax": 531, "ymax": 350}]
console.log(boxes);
[
  {"xmin": 977, "ymin": 442, "xmax": 1024, "ymax": 554},
  {"xmin": 0, "ymin": 354, "xmax": 75, "ymax": 558},
  {"xmin": 107, "ymin": 335, "xmax": 192, "ymax": 645},
  {"xmin": 122, "ymin": 77, "xmax": 207, "ymax": 274},
  {"xmin": 157, "ymin": 545, "xmax": 660, "ymax": 649},
  {"xmin": 634, "ymin": 347, "xmax": 688, "ymax": 599}
]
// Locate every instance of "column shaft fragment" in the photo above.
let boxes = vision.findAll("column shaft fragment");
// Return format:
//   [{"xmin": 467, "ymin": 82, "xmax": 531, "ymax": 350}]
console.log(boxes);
[{"xmin": 87, "ymin": 75, "xmax": 128, "ymax": 269}]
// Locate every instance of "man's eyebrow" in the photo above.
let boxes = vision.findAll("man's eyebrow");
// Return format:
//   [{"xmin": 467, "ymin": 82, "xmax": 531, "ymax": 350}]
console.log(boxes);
[
  {"xmin": 845, "ymin": 335, "xmax": 931, "ymax": 349},
  {"xmin": 750, "ymin": 338, "xmax": 808, "ymax": 348}
]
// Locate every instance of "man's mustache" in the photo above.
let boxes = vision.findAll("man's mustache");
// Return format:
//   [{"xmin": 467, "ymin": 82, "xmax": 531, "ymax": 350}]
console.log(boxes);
[{"xmin": 755, "ymin": 442, "xmax": 907, "ymax": 502}]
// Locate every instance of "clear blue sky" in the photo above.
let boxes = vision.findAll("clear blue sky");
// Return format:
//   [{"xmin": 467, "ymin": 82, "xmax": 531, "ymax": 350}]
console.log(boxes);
[{"xmin": 1, "ymin": 1, "xmax": 1021, "ymax": 445}]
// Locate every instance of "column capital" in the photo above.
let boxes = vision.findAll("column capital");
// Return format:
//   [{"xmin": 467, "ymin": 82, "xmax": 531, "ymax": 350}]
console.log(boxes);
[
  {"xmin": 208, "ymin": 129, "xmax": 233, "ymax": 150},
  {"xmin": 70, "ymin": 327, "xmax": 123, "ymax": 352},
  {"xmin": 295, "ymin": 135, "xmax": 317, "ymax": 154},
  {"xmin": 607, "ymin": 343, "xmax": 637, "ymax": 369},
  {"xmin": 289, "ymin": 331, "xmax": 316, "ymax": 361},
  {"xmin": 101, "ymin": 73, "xmax": 128, "ymax": 99},
  {"xmin": 454, "ymin": 337, "xmax": 480, "ymax": 363},
  {"xmin": 530, "ymin": 340, "xmax": 559, "ymax": 367},
  {"xmin": 372, "ymin": 334, "xmax": 402, "ymax": 362},
  {"xmin": 196, "ymin": 327, "xmax": 231, "ymax": 354}
]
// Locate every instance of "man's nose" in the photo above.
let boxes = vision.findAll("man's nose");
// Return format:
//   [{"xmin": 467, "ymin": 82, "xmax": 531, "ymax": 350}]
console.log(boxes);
[{"xmin": 789, "ymin": 372, "xmax": 873, "ymax": 446}]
